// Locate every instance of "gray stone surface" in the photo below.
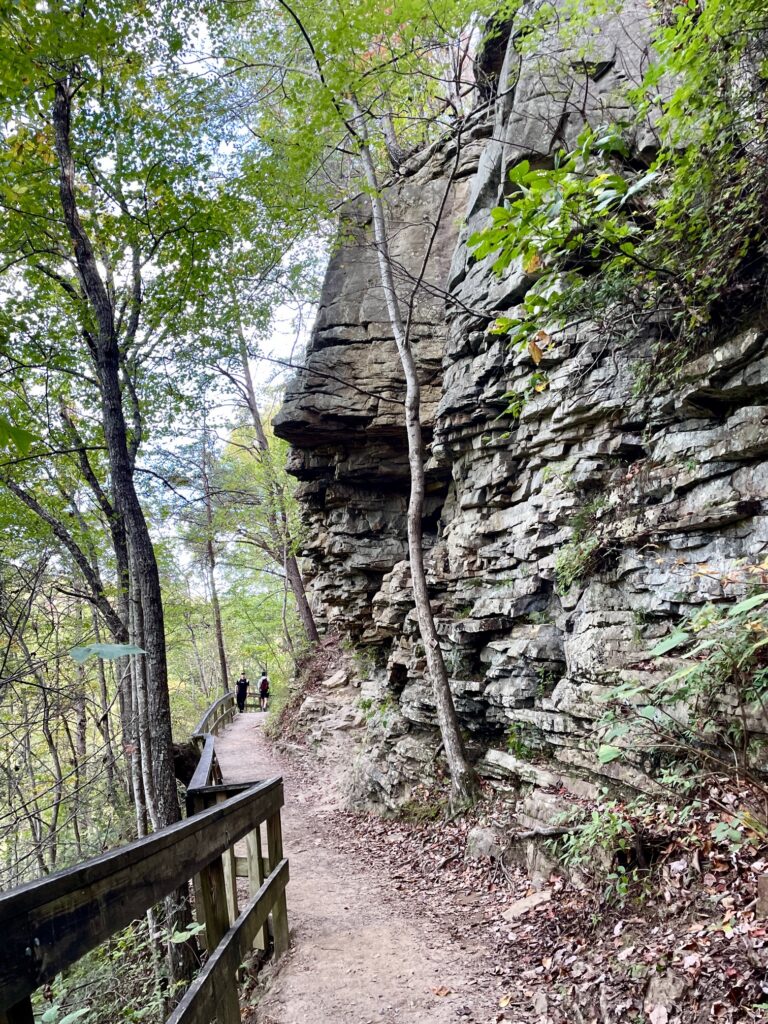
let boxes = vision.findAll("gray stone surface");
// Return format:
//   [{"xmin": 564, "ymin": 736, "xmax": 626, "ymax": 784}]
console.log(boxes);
[{"xmin": 274, "ymin": 3, "xmax": 768, "ymax": 814}]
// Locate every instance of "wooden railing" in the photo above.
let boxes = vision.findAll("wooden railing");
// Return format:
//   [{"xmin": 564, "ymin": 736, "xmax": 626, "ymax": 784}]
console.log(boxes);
[
  {"xmin": 0, "ymin": 696, "xmax": 289, "ymax": 1024},
  {"xmin": 191, "ymin": 691, "xmax": 238, "ymax": 743}
]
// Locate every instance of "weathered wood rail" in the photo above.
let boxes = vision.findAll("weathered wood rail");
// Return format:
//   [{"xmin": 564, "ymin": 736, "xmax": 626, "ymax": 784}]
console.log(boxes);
[{"xmin": 0, "ymin": 694, "xmax": 288, "ymax": 1024}]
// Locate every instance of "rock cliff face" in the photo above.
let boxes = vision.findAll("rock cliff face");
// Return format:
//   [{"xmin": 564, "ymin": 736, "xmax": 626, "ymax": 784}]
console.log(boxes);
[{"xmin": 273, "ymin": 3, "xmax": 768, "ymax": 818}]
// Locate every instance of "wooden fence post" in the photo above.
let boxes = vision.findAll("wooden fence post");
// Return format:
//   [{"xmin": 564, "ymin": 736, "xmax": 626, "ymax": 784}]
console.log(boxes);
[
  {"xmin": 216, "ymin": 795, "xmax": 239, "ymax": 927},
  {"xmin": 246, "ymin": 827, "xmax": 268, "ymax": 950},
  {"xmin": 266, "ymin": 812, "xmax": 290, "ymax": 958},
  {"xmin": 196, "ymin": 853, "xmax": 230, "ymax": 954},
  {"xmin": 187, "ymin": 793, "xmax": 211, "ymax": 949}
]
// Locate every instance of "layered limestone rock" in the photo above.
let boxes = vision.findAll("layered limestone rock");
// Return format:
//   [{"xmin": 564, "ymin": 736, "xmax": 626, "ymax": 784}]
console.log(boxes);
[{"xmin": 273, "ymin": 2, "xmax": 768, "ymax": 811}]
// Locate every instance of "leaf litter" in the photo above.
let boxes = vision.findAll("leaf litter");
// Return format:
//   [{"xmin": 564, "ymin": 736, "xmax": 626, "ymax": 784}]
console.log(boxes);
[{"xmin": 315, "ymin": 777, "xmax": 768, "ymax": 1023}]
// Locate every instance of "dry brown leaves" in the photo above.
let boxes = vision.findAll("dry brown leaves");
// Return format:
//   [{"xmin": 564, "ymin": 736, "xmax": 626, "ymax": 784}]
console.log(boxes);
[{"xmin": 321, "ymin": 780, "xmax": 768, "ymax": 1024}]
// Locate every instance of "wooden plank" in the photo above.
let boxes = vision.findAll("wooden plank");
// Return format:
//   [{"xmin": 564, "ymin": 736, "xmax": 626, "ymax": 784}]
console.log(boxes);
[
  {"xmin": 223, "ymin": 847, "xmax": 238, "ymax": 925},
  {"xmin": 0, "ymin": 778, "xmax": 283, "ymax": 1010},
  {"xmin": 187, "ymin": 792, "xmax": 211, "ymax": 943},
  {"xmin": 266, "ymin": 813, "xmax": 290, "ymax": 958},
  {"xmin": 197, "ymin": 855, "xmax": 230, "ymax": 955},
  {"xmin": 188, "ymin": 782, "xmax": 254, "ymax": 801},
  {"xmin": 167, "ymin": 860, "xmax": 289, "ymax": 1024},
  {"xmin": 217, "ymin": 794, "xmax": 238, "ymax": 927},
  {"xmin": 186, "ymin": 736, "xmax": 217, "ymax": 797},
  {"xmin": 191, "ymin": 693, "xmax": 235, "ymax": 740},
  {"xmin": 246, "ymin": 828, "xmax": 268, "ymax": 951}
]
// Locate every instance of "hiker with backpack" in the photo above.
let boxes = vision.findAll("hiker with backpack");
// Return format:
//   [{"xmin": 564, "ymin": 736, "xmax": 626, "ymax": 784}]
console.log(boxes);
[{"xmin": 259, "ymin": 671, "xmax": 270, "ymax": 712}]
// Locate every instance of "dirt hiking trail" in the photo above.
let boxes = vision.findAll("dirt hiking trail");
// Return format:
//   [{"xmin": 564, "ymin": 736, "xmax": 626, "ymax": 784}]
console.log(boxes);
[{"xmin": 214, "ymin": 713, "xmax": 491, "ymax": 1024}]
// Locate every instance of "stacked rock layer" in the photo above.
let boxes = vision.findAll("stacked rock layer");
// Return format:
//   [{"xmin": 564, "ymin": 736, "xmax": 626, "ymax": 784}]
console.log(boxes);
[{"xmin": 273, "ymin": 3, "xmax": 768, "ymax": 811}]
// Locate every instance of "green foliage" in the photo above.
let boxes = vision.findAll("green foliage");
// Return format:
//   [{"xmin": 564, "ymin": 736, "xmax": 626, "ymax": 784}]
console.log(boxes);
[
  {"xmin": 554, "ymin": 496, "xmax": 607, "ymax": 594},
  {"xmin": 0, "ymin": 416, "xmax": 35, "ymax": 455},
  {"xmin": 359, "ymin": 693, "xmax": 397, "ymax": 726},
  {"xmin": 398, "ymin": 786, "xmax": 447, "ymax": 822},
  {"xmin": 548, "ymin": 800, "xmax": 641, "ymax": 904},
  {"xmin": 497, "ymin": 369, "xmax": 551, "ymax": 421},
  {"xmin": 470, "ymin": 0, "xmax": 768, "ymax": 386},
  {"xmin": 209, "ymin": 0, "xmax": 512, "ymax": 223},
  {"xmin": 40, "ymin": 917, "xmax": 186, "ymax": 1024},
  {"xmin": 469, "ymin": 134, "xmax": 649, "ymax": 277},
  {"xmin": 505, "ymin": 722, "xmax": 535, "ymax": 759},
  {"xmin": 597, "ymin": 580, "xmax": 768, "ymax": 789}
]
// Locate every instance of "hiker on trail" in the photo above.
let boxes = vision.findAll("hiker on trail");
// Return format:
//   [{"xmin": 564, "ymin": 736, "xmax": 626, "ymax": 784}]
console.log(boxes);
[
  {"xmin": 235, "ymin": 673, "xmax": 250, "ymax": 713},
  {"xmin": 259, "ymin": 672, "xmax": 270, "ymax": 712}
]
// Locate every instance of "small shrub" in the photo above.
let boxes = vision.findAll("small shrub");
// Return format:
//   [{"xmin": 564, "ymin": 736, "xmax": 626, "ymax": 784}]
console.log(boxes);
[
  {"xmin": 555, "ymin": 534, "xmax": 600, "ymax": 594},
  {"xmin": 506, "ymin": 723, "xmax": 535, "ymax": 759}
]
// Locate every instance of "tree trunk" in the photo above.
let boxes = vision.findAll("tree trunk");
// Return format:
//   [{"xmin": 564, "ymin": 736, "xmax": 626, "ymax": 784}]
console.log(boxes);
[
  {"xmin": 201, "ymin": 431, "xmax": 229, "ymax": 694},
  {"xmin": 351, "ymin": 98, "xmax": 478, "ymax": 810},
  {"xmin": 128, "ymin": 557, "xmax": 160, "ymax": 831},
  {"xmin": 52, "ymin": 76, "xmax": 195, "ymax": 994},
  {"xmin": 237, "ymin": 332, "xmax": 320, "ymax": 645},
  {"xmin": 52, "ymin": 79, "xmax": 179, "ymax": 829},
  {"xmin": 92, "ymin": 611, "xmax": 119, "ymax": 803},
  {"xmin": 284, "ymin": 553, "xmax": 318, "ymax": 646}
]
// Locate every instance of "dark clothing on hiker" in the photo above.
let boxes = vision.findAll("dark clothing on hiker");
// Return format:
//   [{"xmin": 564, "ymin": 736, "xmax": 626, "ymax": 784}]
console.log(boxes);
[
  {"xmin": 259, "ymin": 675, "xmax": 269, "ymax": 711},
  {"xmin": 236, "ymin": 677, "xmax": 249, "ymax": 712}
]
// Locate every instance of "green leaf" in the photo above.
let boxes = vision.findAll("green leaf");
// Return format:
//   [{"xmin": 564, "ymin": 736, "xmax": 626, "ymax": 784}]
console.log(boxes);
[
  {"xmin": 59, "ymin": 1010, "xmax": 91, "ymax": 1024},
  {"xmin": 650, "ymin": 631, "xmax": 690, "ymax": 656},
  {"xmin": 637, "ymin": 705, "xmax": 658, "ymax": 721},
  {"xmin": 69, "ymin": 643, "xmax": 146, "ymax": 665},
  {"xmin": 170, "ymin": 922, "xmax": 205, "ymax": 943},
  {"xmin": 597, "ymin": 744, "xmax": 623, "ymax": 764},
  {"xmin": 0, "ymin": 416, "xmax": 35, "ymax": 455},
  {"xmin": 727, "ymin": 592, "xmax": 768, "ymax": 617},
  {"xmin": 665, "ymin": 663, "xmax": 700, "ymax": 683},
  {"xmin": 42, "ymin": 1007, "xmax": 60, "ymax": 1023},
  {"xmin": 508, "ymin": 159, "xmax": 531, "ymax": 184},
  {"xmin": 602, "ymin": 723, "xmax": 630, "ymax": 743}
]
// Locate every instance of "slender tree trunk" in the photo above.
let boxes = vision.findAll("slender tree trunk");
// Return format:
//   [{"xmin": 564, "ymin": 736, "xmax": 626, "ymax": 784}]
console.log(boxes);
[
  {"xmin": 280, "ymin": 557, "xmax": 296, "ymax": 657},
  {"xmin": 61, "ymin": 718, "xmax": 84, "ymax": 860},
  {"xmin": 52, "ymin": 79, "xmax": 179, "ymax": 829},
  {"xmin": 92, "ymin": 611, "xmax": 119, "ymax": 803},
  {"xmin": 128, "ymin": 561, "xmax": 160, "ymax": 832},
  {"xmin": 351, "ymin": 98, "xmax": 478, "ymax": 809},
  {"xmin": 117, "ymin": 659, "xmax": 136, "ymax": 807},
  {"xmin": 201, "ymin": 431, "xmax": 229, "ymax": 694},
  {"xmin": 284, "ymin": 553, "xmax": 317, "ymax": 646},
  {"xmin": 237, "ymin": 331, "xmax": 319, "ymax": 644},
  {"xmin": 40, "ymin": 686, "xmax": 63, "ymax": 869},
  {"xmin": 206, "ymin": 546, "xmax": 228, "ymax": 694}
]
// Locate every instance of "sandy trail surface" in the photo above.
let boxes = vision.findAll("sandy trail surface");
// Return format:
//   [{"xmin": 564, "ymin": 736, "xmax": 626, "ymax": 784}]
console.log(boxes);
[{"xmin": 214, "ymin": 712, "xmax": 488, "ymax": 1024}]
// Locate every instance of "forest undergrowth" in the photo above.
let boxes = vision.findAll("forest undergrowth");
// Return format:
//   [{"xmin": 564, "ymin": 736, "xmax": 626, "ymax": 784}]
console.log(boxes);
[{"xmin": 325, "ymin": 775, "xmax": 768, "ymax": 1023}]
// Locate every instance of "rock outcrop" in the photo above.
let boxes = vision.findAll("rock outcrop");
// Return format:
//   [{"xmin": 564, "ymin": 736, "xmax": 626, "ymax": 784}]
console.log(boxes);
[{"xmin": 273, "ymin": 2, "xmax": 768, "ymax": 812}]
